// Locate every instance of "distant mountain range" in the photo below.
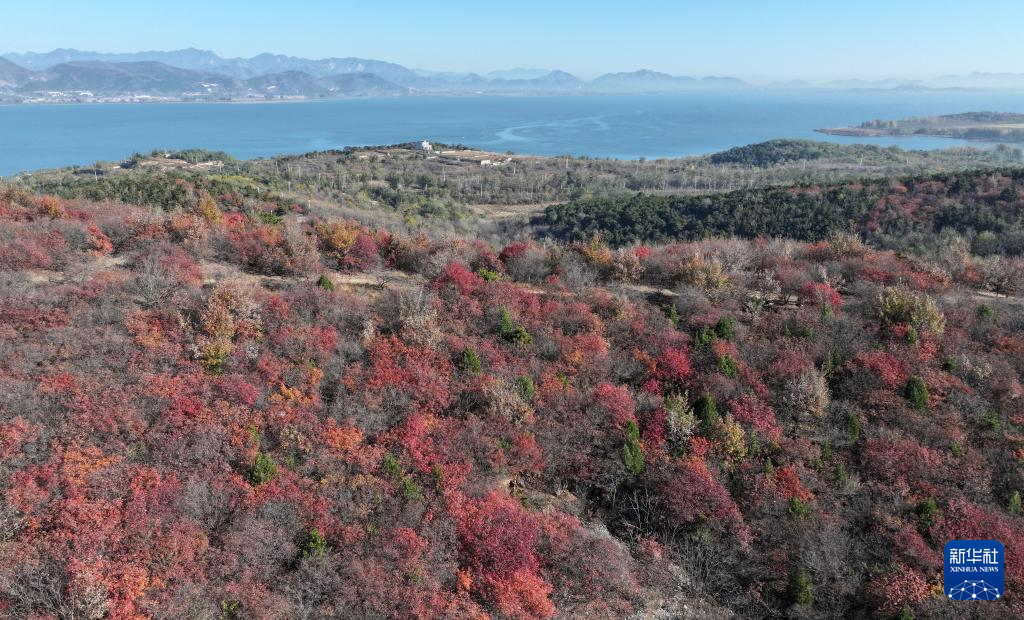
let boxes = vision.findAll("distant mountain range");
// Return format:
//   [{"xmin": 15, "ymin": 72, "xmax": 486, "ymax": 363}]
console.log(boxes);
[
  {"xmin": 590, "ymin": 69, "xmax": 746, "ymax": 91},
  {"xmin": 3, "ymin": 48, "xmax": 1024, "ymax": 102},
  {"xmin": 0, "ymin": 48, "xmax": 755, "ymax": 101}
]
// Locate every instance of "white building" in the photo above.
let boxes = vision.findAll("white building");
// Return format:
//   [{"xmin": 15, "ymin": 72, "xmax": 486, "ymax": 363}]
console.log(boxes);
[{"xmin": 416, "ymin": 141, "xmax": 433, "ymax": 151}]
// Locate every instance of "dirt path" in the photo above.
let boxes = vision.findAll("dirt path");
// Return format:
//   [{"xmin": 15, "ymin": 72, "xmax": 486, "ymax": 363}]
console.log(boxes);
[
  {"xmin": 972, "ymin": 289, "xmax": 1024, "ymax": 307},
  {"xmin": 197, "ymin": 259, "xmax": 424, "ymax": 294}
]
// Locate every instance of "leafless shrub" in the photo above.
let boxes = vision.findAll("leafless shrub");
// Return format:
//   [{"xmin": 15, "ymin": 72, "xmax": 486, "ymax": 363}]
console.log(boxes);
[
  {"xmin": 784, "ymin": 370, "xmax": 830, "ymax": 419},
  {"xmin": 560, "ymin": 252, "xmax": 598, "ymax": 294},
  {"xmin": 504, "ymin": 245, "xmax": 549, "ymax": 283},
  {"xmin": 397, "ymin": 287, "xmax": 441, "ymax": 348}
]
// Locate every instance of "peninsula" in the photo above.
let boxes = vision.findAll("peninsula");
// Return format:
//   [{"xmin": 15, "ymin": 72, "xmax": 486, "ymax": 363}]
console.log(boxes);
[{"xmin": 817, "ymin": 111, "xmax": 1024, "ymax": 142}]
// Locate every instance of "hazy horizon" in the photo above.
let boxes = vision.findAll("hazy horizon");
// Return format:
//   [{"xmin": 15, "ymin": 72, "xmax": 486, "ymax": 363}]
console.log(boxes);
[
  {"xmin": 5, "ymin": 0, "xmax": 1024, "ymax": 81},
  {"xmin": 3, "ymin": 46, "xmax": 1020, "ymax": 85}
]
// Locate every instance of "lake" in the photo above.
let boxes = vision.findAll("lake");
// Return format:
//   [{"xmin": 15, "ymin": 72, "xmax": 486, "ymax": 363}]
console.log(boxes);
[{"xmin": 3, "ymin": 90, "xmax": 1024, "ymax": 176}]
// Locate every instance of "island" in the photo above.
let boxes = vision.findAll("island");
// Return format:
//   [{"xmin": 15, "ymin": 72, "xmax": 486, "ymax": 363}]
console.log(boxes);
[{"xmin": 817, "ymin": 111, "xmax": 1024, "ymax": 142}]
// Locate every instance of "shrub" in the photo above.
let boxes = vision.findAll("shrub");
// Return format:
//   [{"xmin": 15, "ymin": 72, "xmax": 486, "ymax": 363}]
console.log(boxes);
[
  {"xmin": 836, "ymin": 462, "xmax": 849, "ymax": 486},
  {"xmin": 435, "ymin": 261, "xmax": 484, "ymax": 296},
  {"xmin": 847, "ymin": 350, "xmax": 906, "ymax": 389},
  {"xmin": 676, "ymin": 254, "xmax": 728, "ymax": 294},
  {"xmin": 977, "ymin": 304, "xmax": 994, "ymax": 320},
  {"xmin": 200, "ymin": 340, "xmax": 232, "ymax": 375},
  {"xmin": 665, "ymin": 393, "xmax": 698, "ymax": 445},
  {"xmin": 656, "ymin": 347, "xmax": 693, "ymax": 385},
  {"xmin": 1009, "ymin": 491, "xmax": 1022, "ymax": 516},
  {"xmin": 788, "ymin": 567, "xmax": 814, "ymax": 607},
  {"xmin": 916, "ymin": 497, "xmax": 940, "ymax": 533},
  {"xmin": 717, "ymin": 354, "xmax": 739, "ymax": 378},
  {"xmin": 381, "ymin": 453, "xmax": 402, "ymax": 480},
  {"xmin": 500, "ymin": 242, "xmax": 549, "ymax": 282},
  {"xmin": 229, "ymin": 221, "xmax": 319, "ymax": 276},
  {"xmin": 301, "ymin": 528, "xmax": 329, "ymax": 558},
  {"xmin": 459, "ymin": 492, "xmax": 542, "ymax": 582},
  {"xmin": 402, "ymin": 476, "xmax": 423, "ymax": 501},
  {"xmin": 694, "ymin": 326, "xmax": 717, "ymax": 348},
  {"xmin": 345, "ymin": 233, "xmax": 379, "ymax": 270},
  {"xmin": 694, "ymin": 394, "xmax": 719, "ymax": 431},
  {"xmin": 729, "ymin": 394, "xmax": 781, "ymax": 439},
  {"xmin": 799, "ymin": 282, "xmax": 843, "ymax": 310},
  {"xmin": 250, "ymin": 453, "xmax": 278, "ymax": 485},
  {"xmin": 611, "ymin": 247, "xmax": 643, "ymax": 282},
  {"xmin": 622, "ymin": 420, "xmax": 645, "ymax": 475},
  {"xmin": 515, "ymin": 375, "xmax": 536, "ymax": 402},
  {"xmin": 478, "ymin": 267, "xmax": 501, "ymax": 282},
  {"xmin": 784, "ymin": 370, "xmax": 830, "ymax": 419},
  {"xmin": 499, "ymin": 307, "xmax": 533, "ymax": 346},
  {"xmin": 660, "ymin": 459, "xmax": 747, "ymax": 540},
  {"xmin": 461, "ymin": 347, "xmax": 482, "ymax": 374},
  {"xmin": 316, "ymin": 220, "xmax": 359, "ymax": 257},
  {"xmin": 716, "ymin": 415, "xmax": 747, "ymax": 460},
  {"xmin": 875, "ymin": 286, "xmax": 945, "ymax": 334},
  {"xmin": 316, "ymin": 274, "xmax": 334, "ymax": 291},
  {"xmin": 904, "ymin": 376, "xmax": 929, "ymax": 412},
  {"xmin": 714, "ymin": 316, "xmax": 736, "ymax": 340},
  {"xmin": 194, "ymin": 192, "xmax": 222, "ymax": 224},
  {"xmin": 788, "ymin": 497, "xmax": 811, "ymax": 519},
  {"xmin": 866, "ymin": 567, "xmax": 930, "ymax": 616}
]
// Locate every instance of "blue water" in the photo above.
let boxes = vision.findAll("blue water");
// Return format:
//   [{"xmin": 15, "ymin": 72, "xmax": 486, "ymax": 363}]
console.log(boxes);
[{"xmin": 3, "ymin": 90, "xmax": 1024, "ymax": 176}]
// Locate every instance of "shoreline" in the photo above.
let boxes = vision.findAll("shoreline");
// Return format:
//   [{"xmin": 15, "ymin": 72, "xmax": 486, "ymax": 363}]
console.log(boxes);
[
  {"xmin": 6, "ymin": 86, "xmax": 1024, "ymax": 107},
  {"xmin": 815, "ymin": 127, "xmax": 1024, "ymax": 144}
]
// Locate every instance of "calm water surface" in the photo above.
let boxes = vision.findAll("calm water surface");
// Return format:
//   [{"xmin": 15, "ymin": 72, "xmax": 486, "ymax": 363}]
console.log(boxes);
[{"xmin": 3, "ymin": 90, "xmax": 1024, "ymax": 175}]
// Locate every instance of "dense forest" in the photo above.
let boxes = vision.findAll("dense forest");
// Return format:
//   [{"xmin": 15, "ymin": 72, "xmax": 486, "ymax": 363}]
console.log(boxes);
[{"xmin": 541, "ymin": 167, "xmax": 1024, "ymax": 258}]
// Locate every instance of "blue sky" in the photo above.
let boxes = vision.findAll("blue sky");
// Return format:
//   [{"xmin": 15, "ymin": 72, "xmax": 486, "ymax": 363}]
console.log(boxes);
[{"xmin": 4, "ymin": 0, "xmax": 1023, "ymax": 79}]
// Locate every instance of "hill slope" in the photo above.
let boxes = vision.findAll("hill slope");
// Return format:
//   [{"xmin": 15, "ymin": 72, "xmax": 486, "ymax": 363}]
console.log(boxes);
[
  {"xmin": 541, "ymin": 167, "xmax": 1024, "ymax": 258},
  {"xmin": 18, "ymin": 61, "xmax": 240, "ymax": 95},
  {"xmin": 0, "ymin": 178, "xmax": 1022, "ymax": 618},
  {"xmin": 0, "ymin": 57, "xmax": 30, "ymax": 86}
]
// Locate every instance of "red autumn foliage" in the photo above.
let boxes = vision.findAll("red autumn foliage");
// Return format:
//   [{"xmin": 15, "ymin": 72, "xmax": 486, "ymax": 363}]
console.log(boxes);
[
  {"xmin": 846, "ymin": 349, "xmax": 907, "ymax": 389},
  {"xmin": 592, "ymin": 382, "xmax": 636, "ymax": 427},
  {"xmin": 861, "ymin": 436, "xmax": 946, "ymax": 495},
  {"xmin": 434, "ymin": 260, "xmax": 484, "ymax": 296},
  {"xmin": 654, "ymin": 346, "xmax": 693, "ymax": 386},
  {"xmin": 728, "ymin": 394, "xmax": 781, "ymax": 439},
  {"xmin": 799, "ymin": 282, "xmax": 842, "ymax": 308},
  {"xmin": 459, "ymin": 492, "xmax": 554, "ymax": 619},
  {"xmin": 866, "ymin": 565, "xmax": 932, "ymax": 615},
  {"xmin": 660, "ymin": 459, "xmax": 750, "ymax": 543},
  {"xmin": 772, "ymin": 465, "xmax": 813, "ymax": 503},
  {"xmin": 1, "ymin": 178, "xmax": 1023, "ymax": 617}
]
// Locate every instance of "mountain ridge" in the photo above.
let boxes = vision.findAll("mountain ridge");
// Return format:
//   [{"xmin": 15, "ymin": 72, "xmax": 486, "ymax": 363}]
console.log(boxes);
[
  {"xmin": 1, "ymin": 48, "xmax": 752, "ymax": 98},
  {"xmin": 0, "ymin": 57, "xmax": 30, "ymax": 86},
  {"xmin": 7, "ymin": 48, "xmax": 1024, "ymax": 101}
]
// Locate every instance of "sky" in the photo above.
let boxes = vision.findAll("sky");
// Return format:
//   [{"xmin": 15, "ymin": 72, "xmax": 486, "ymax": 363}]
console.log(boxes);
[{"xmin": 4, "ymin": 0, "xmax": 1024, "ymax": 80}]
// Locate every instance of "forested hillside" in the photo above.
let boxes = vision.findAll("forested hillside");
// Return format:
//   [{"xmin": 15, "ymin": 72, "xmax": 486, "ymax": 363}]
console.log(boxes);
[
  {"xmin": 1, "ymin": 176, "xmax": 1023, "ymax": 618},
  {"xmin": 15, "ymin": 141, "xmax": 1022, "ymax": 229},
  {"xmin": 541, "ymin": 168, "xmax": 1024, "ymax": 257}
]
